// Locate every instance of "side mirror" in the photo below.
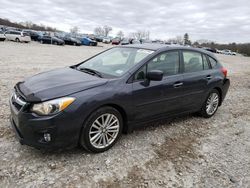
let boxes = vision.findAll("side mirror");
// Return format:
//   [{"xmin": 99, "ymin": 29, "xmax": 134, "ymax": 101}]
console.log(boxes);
[{"xmin": 146, "ymin": 70, "xmax": 163, "ymax": 81}]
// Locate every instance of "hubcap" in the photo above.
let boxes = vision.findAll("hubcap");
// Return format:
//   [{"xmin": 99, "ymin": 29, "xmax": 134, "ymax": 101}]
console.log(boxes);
[
  {"xmin": 89, "ymin": 113, "xmax": 120, "ymax": 149},
  {"xmin": 206, "ymin": 93, "xmax": 219, "ymax": 115}
]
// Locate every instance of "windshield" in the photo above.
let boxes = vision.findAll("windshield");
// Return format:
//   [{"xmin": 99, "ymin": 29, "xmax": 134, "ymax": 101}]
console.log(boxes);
[{"xmin": 77, "ymin": 47, "xmax": 154, "ymax": 77}]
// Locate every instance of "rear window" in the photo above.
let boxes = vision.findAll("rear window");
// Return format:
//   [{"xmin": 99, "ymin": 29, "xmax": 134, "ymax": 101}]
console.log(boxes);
[{"xmin": 22, "ymin": 32, "xmax": 29, "ymax": 36}]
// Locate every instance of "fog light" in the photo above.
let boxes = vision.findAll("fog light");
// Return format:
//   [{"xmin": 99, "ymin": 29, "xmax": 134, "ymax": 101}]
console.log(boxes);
[{"xmin": 44, "ymin": 133, "xmax": 51, "ymax": 142}]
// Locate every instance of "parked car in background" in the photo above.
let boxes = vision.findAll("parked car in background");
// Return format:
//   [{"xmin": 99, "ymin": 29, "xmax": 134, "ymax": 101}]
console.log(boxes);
[
  {"xmin": 216, "ymin": 49, "xmax": 223, "ymax": 54},
  {"xmin": 95, "ymin": 36, "xmax": 104, "ymax": 42},
  {"xmin": 4, "ymin": 30, "xmax": 31, "ymax": 43},
  {"xmin": 203, "ymin": 47, "xmax": 217, "ymax": 53},
  {"xmin": 102, "ymin": 37, "xmax": 111, "ymax": 44},
  {"xmin": 23, "ymin": 30, "xmax": 42, "ymax": 41},
  {"xmin": 38, "ymin": 35, "xmax": 65, "ymax": 45},
  {"xmin": 111, "ymin": 38, "xmax": 120, "ymax": 45},
  {"xmin": 80, "ymin": 37, "xmax": 97, "ymax": 46},
  {"xmin": 0, "ymin": 31, "xmax": 6, "ymax": 41},
  {"xmin": 131, "ymin": 39, "xmax": 141, "ymax": 44},
  {"xmin": 10, "ymin": 44, "xmax": 230, "ymax": 153},
  {"xmin": 120, "ymin": 38, "xmax": 130, "ymax": 45},
  {"xmin": 221, "ymin": 49, "xmax": 232, "ymax": 55},
  {"xmin": 62, "ymin": 37, "xmax": 81, "ymax": 46}
]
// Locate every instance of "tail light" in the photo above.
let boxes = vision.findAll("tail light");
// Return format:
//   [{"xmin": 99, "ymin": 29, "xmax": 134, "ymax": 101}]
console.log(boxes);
[{"xmin": 221, "ymin": 67, "xmax": 228, "ymax": 78}]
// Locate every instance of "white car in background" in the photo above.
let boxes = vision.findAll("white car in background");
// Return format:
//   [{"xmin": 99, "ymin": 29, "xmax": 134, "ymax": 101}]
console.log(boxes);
[
  {"xmin": 0, "ymin": 30, "xmax": 6, "ymax": 41},
  {"xmin": 102, "ymin": 37, "xmax": 111, "ymax": 43},
  {"xmin": 4, "ymin": 30, "xmax": 31, "ymax": 43},
  {"xmin": 221, "ymin": 49, "xmax": 233, "ymax": 55}
]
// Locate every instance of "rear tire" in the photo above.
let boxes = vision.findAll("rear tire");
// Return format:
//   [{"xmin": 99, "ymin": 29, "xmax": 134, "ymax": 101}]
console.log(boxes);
[
  {"xmin": 80, "ymin": 107, "xmax": 123, "ymax": 153},
  {"xmin": 200, "ymin": 89, "xmax": 220, "ymax": 118},
  {"xmin": 15, "ymin": 38, "xmax": 20, "ymax": 42}
]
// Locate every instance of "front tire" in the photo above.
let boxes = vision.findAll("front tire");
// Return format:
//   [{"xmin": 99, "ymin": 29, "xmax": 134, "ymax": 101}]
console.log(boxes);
[
  {"xmin": 80, "ymin": 107, "xmax": 123, "ymax": 153},
  {"xmin": 15, "ymin": 38, "xmax": 20, "ymax": 42},
  {"xmin": 200, "ymin": 89, "xmax": 220, "ymax": 118}
]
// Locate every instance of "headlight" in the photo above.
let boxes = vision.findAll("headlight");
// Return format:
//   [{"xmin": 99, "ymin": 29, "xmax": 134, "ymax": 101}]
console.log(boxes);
[{"xmin": 31, "ymin": 97, "xmax": 75, "ymax": 115}]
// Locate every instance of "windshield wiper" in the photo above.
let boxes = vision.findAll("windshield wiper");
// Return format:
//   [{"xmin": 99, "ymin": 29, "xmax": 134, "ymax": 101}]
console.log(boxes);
[{"xmin": 78, "ymin": 67, "xmax": 103, "ymax": 78}]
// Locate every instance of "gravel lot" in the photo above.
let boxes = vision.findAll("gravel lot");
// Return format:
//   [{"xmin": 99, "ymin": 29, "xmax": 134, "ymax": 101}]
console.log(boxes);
[{"xmin": 0, "ymin": 41, "xmax": 250, "ymax": 188}]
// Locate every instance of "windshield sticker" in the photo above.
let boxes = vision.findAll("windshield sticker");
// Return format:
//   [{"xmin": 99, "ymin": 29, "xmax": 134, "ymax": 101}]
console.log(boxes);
[
  {"xmin": 137, "ymin": 49, "xmax": 154, "ymax": 54},
  {"xmin": 115, "ymin": 70, "xmax": 124, "ymax": 75}
]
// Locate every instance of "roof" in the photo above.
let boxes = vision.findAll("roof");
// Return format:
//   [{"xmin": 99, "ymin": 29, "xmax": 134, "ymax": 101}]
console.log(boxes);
[{"xmin": 123, "ymin": 43, "xmax": 217, "ymax": 59}]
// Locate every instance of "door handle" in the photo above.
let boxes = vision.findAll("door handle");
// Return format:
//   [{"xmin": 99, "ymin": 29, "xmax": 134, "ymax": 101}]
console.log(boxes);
[
  {"xmin": 206, "ymin": 75, "xmax": 212, "ymax": 80},
  {"xmin": 173, "ymin": 82, "xmax": 183, "ymax": 88}
]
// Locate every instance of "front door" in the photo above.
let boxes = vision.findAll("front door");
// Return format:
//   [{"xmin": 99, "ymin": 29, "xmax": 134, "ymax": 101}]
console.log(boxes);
[{"xmin": 132, "ymin": 50, "xmax": 184, "ymax": 121}]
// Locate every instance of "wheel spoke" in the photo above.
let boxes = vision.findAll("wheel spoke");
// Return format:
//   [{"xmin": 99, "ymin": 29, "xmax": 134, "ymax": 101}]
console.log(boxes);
[
  {"xmin": 107, "ymin": 120, "xmax": 118, "ymax": 128},
  {"xmin": 104, "ymin": 114, "xmax": 111, "ymax": 126},
  {"xmin": 91, "ymin": 132, "xmax": 102, "ymax": 143},
  {"xmin": 107, "ymin": 125, "xmax": 119, "ymax": 130},
  {"xmin": 90, "ymin": 130, "xmax": 100, "ymax": 134},
  {"xmin": 94, "ymin": 119, "xmax": 103, "ymax": 128},
  {"xmin": 206, "ymin": 92, "xmax": 219, "ymax": 115},
  {"xmin": 107, "ymin": 129, "xmax": 119, "ymax": 133},
  {"xmin": 102, "ymin": 134, "xmax": 107, "ymax": 146}
]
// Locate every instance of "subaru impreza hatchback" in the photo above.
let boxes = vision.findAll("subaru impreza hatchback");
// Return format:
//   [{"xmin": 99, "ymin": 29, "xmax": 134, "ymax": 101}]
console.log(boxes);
[{"xmin": 10, "ymin": 44, "xmax": 230, "ymax": 152}]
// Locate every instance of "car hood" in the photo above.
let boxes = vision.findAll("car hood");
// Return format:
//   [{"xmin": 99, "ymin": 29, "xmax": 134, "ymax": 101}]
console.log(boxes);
[{"xmin": 16, "ymin": 67, "xmax": 108, "ymax": 102}]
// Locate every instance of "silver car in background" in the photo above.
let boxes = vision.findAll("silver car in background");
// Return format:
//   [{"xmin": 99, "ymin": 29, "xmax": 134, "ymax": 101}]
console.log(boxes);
[{"xmin": 4, "ymin": 30, "xmax": 31, "ymax": 43}]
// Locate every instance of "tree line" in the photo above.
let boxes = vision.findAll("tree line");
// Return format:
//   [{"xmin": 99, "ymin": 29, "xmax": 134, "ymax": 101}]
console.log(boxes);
[{"xmin": 0, "ymin": 18, "xmax": 57, "ymax": 32}]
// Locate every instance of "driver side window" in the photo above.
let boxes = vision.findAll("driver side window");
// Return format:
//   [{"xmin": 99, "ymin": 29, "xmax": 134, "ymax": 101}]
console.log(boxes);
[{"xmin": 134, "ymin": 51, "xmax": 180, "ymax": 81}]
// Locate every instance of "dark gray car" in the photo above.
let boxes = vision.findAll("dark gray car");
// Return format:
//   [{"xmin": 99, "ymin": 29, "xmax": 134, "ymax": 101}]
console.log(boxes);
[{"xmin": 10, "ymin": 44, "xmax": 230, "ymax": 152}]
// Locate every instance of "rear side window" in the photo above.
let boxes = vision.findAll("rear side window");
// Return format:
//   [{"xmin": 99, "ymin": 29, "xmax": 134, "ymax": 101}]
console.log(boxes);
[
  {"xmin": 208, "ymin": 57, "xmax": 217, "ymax": 68},
  {"xmin": 22, "ymin": 32, "xmax": 29, "ymax": 36},
  {"xmin": 202, "ymin": 55, "xmax": 210, "ymax": 70},
  {"xmin": 183, "ymin": 51, "xmax": 203, "ymax": 73}
]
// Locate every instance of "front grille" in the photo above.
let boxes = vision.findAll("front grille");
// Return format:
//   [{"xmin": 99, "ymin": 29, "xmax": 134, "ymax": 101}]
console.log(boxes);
[{"xmin": 11, "ymin": 91, "xmax": 27, "ymax": 111}]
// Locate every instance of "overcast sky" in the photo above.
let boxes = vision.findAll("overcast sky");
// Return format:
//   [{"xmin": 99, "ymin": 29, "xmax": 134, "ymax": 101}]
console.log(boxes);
[{"xmin": 1, "ymin": 0, "xmax": 250, "ymax": 43}]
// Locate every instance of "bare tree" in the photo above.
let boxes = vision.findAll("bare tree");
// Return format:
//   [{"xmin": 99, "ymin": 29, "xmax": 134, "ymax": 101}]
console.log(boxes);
[
  {"xmin": 176, "ymin": 35, "xmax": 183, "ymax": 44},
  {"xmin": 70, "ymin": 26, "xmax": 79, "ymax": 36},
  {"xmin": 94, "ymin": 27, "xmax": 104, "ymax": 36},
  {"xmin": 132, "ymin": 30, "xmax": 150, "ymax": 40},
  {"xmin": 117, "ymin": 30, "xmax": 124, "ymax": 39},
  {"xmin": 103, "ymin": 25, "xmax": 112, "ymax": 37}
]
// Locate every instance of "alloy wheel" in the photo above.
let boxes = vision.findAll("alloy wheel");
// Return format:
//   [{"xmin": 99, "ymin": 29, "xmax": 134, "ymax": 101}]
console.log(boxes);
[
  {"xmin": 89, "ymin": 113, "xmax": 120, "ymax": 149},
  {"xmin": 206, "ymin": 92, "xmax": 219, "ymax": 115}
]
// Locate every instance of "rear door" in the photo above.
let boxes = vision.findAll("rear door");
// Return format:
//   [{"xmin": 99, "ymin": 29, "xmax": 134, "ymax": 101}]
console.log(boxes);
[
  {"xmin": 132, "ymin": 50, "xmax": 184, "ymax": 121},
  {"xmin": 180, "ymin": 50, "xmax": 211, "ymax": 110}
]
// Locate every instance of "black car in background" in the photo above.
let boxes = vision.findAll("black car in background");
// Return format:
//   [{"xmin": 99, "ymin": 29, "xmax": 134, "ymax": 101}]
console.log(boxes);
[
  {"xmin": 10, "ymin": 44, "xmax": 229, "ymax": 153},
  {"xmin": 203, "ymin": 47, "xmax": 217, "ymax": 53},
  {"xmin": 38, "ymin": 35, "xmax": 64, "ymax": 45},
  {"xmin": 0, "ymin": 30, "xmax": 6, "ymax": 41},
  {"xmin": 23, "ymin": 30, "xmax": 42, "ymax": 41},
  {"xmin": 62, "ymin": 37, "xmax": 81, "ymax": 46}
]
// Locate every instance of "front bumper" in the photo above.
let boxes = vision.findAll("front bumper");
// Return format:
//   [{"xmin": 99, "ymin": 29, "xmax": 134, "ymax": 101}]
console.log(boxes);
[{"xmin": 9, "ymin": 97, "xmax": 81, "ymax": 150}]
